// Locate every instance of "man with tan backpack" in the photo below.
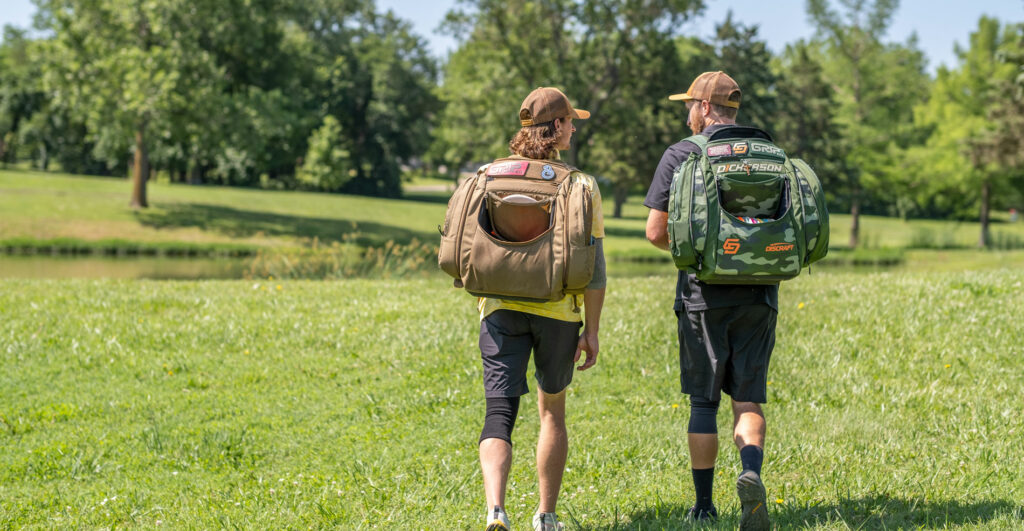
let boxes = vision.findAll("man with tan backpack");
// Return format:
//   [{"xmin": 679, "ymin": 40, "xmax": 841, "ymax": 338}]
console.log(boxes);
[{"xmin": 438, "ymin": 87, "xmax": 606, "ymax": 531}]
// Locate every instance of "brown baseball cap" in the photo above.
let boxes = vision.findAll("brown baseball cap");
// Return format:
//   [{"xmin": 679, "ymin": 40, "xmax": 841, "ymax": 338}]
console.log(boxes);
[
  {"xmin": 519, "ymin": 87, "xmax": 590, "ymax": 126},
  {"xmin": 669, "ymin": 71, "xmax": 741, "ymax": 108}
]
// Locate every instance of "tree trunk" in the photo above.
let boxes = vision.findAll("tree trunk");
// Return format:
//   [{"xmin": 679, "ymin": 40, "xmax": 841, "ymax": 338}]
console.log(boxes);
[
  {"xmin": 613, "ymin": 183, "xmax": 628, "ymax": 219},
  {"xmin": 849, "ymin": 194, "xmax": 860, "ymax": 249},
  {"xmin": 0, "ymin": 136, "xmax": 7, "ymax": 164},
  {"xmin": 130, "ymin": 124, "xmax": 149, "ymax": 208},
  {"xmin": 568, "ymin": 142, "xmax": 580, "ymax": 167},
  {"xmin": 188, "ymin": 162, "xmax": 203, "ymax": 185},
  {"xmin": 38, "ymin": 144, "xmax": 49, "ymax": 171},
  {"xmin": 979, "ymin": 178, "xmax": 990, "ymax": 248}
]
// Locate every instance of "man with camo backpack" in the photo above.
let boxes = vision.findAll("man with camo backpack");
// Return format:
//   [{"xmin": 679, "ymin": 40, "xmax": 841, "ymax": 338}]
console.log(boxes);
[{"xmin": 644, "ymin": 71, "xmax": 773, "ymax": 530}]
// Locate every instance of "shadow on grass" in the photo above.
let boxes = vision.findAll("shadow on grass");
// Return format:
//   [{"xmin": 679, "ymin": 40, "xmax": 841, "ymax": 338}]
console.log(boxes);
[
  {"xmin": 401, "ymin": 192, "xmax": 452, "ymax": 205},
  {"xmin": 585, "ymin": 495, "xmax": 1022, "ymax": 530},
  {"xmin": 607, "ymin": 213, "xmax": 650, "ymax": 222},
  {"xmin": 134, "ymin": 202, "xmax": 437, "ymax": 247}
]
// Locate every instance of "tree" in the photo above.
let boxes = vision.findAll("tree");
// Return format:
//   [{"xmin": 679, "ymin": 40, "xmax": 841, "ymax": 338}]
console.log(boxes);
[
  {"xmin": 770, "ymin": 40, "xmax": 845, "ymax": 207},
  {"xmin": 434, "ymin": 0, "xmax": 704, "ymax": 218},
  {"xmin": 0, "ymin": 26, "xmax": 43, "ymax": 165},
  {"xmin": 292, "ymin": 0, "xmax": 440, "ymax": 197},
  {"xmin": 297, "ymin": 115, "xmax": 354, "ymax": 190},
  {"xmin": 807, "ymin": 0, "xmax": 929, "ymax": 247},
  {"xmin": 713, "ymin": 12, "xmax": 777, "ymax": 132},
  {"xmin": 38, "ymin": 0, "xmax": 224, "ymax": 208},
  {"xmin": 30, "ymin": 0, "xmax": 437, "ymax": 201},
  {"xmin": 912, "ymin": 18, "xmax": 1024, "ymax": 247}
]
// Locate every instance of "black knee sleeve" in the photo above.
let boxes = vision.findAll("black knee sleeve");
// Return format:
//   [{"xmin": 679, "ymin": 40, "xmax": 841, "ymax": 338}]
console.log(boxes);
[
  {"xmin": 480, "ymin": 396, "xmax": 521, "ymax": 445},
  {"xmin": 688, "ymin": 396, "xmax": 720, "ymax": 434}
]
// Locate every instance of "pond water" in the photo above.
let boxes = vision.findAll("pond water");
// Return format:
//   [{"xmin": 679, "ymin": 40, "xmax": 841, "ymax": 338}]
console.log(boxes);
[{"xmin": 0, "ymin": 255, "xmax": 250, "ymax": 280}]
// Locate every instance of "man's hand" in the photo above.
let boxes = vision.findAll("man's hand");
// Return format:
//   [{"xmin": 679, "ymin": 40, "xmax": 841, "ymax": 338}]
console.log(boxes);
[{"xmin": 574, "ymin": 328, "xmax": 599, "ymax": 371}]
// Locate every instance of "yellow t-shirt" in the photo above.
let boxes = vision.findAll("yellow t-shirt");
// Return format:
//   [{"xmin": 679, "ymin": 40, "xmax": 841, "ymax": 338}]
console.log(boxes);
[{"xmin": 478, "ymin": 169, "xmax": 605, "ymax": 323}]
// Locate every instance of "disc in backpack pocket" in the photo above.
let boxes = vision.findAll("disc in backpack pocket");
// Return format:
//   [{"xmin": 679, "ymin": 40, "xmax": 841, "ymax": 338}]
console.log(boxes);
[{"xmin": 488, "ymin": 193, "xmax": 552, "ymax": 242}]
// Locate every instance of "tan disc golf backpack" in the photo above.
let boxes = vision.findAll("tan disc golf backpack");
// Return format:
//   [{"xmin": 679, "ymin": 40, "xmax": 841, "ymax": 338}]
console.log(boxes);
[{"xmin": 437, "ymin": 156, "xmax": 596, "ymax": 302}]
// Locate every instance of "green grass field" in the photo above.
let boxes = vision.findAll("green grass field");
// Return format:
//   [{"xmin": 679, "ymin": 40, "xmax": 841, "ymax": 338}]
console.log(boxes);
[
  {"xmin": 3, "ymin": 168, "xmax": 1024, "ymax": 528},
  {"xmin": 3, "ymin": 269, "xmax": 1023, "ymax": 529},
  {"xmin": 0, "ymin": 169, "xmax": 445, "ymax": 251}
]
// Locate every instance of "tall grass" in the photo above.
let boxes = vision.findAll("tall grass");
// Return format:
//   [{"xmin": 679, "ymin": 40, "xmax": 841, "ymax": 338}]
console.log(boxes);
[{"xmin": 245, "ymin": 236, "xmax": 437, "ymax": 279}]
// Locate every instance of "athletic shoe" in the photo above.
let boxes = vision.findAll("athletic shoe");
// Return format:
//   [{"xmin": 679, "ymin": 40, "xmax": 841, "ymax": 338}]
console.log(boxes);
[
  {"xmin": 736, "ymin": 470, "xmax": 770, "ymax": 530},
  {"xmin": 485, "ymin": 506, "xmax": 510, "ymax": 531},
  {"xmin": 532, "ymin": 512, "xmax": 564, "ymax": 530},
  {"xmin": 685, "ymin": 505, "xmax": 718, "ymax": 521}
]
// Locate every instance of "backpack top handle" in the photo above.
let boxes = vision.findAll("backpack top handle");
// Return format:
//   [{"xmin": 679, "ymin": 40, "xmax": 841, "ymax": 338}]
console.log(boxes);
[{"xmin": 707, "ymin": 126, "xmax": 773, "ymax": 142}]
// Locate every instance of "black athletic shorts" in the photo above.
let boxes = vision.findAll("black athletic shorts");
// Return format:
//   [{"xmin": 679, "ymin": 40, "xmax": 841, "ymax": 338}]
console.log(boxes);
[
  {"xmin": 479, "ymin": 310, "xmax": 582, "ymax": 398},
  {"xmin": 676, "ymin": 304, "xmax": 777, "ymax": 403}
]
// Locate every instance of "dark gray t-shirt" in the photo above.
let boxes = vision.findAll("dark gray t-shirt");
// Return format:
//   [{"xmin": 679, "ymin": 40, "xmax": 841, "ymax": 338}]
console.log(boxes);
[{"xmin": 644, "ymin": 124, "xmax": 779, "ymax": 312}]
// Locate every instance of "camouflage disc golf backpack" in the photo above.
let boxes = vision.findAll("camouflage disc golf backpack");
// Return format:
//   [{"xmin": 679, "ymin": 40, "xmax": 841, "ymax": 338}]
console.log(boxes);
[
  {"xmin": 437, "ymin": 156, "xmax": 596, "ymax": 301},
  {"xmin": 669, "ymin": 126, "xmax": 829, "ymax": 284}
]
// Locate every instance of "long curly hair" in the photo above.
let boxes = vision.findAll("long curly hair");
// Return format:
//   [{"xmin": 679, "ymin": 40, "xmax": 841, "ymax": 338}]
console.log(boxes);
[{"xmin": 508, "ymin": 119, "xmax": 562, "ymax": 160}]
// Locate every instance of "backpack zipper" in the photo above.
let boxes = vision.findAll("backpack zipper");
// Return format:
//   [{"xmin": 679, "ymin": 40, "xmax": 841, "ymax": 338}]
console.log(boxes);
[
  {"xmin": 453, "ymin": 170, "xmax": 483, "ymax": 275},
  {"xmin": 793, "ymin": 164, "xmax": 824, "ymax": 267},
  {"xmin": 561, "ymin": 179, "xmax": 571, "ymax": 295}
]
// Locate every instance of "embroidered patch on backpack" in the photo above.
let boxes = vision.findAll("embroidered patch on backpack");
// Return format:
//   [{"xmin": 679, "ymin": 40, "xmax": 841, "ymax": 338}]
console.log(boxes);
[
  {"xmin": 707, "ymin": 144, "xmax": 732, "ymax": 157},
  {"xmin": 487, "ymin": 161, "xmax": 529, "ymax": 176}
]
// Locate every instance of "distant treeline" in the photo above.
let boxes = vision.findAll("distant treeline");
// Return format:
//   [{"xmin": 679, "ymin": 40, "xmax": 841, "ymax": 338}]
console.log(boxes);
[{"xmin": 0, "ymin": 0, "xmax": 1022, "ymax": 247}]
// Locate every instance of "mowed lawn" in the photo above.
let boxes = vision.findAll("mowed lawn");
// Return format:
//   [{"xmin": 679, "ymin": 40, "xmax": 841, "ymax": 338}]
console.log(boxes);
[
  {"xmin": 4, "ymin": 169, "xmax": 1024, "ymax": 260},
  {"xmin": 0, "ymin": 170, "xmax": 446, "ymax": 249},
  {"xmin": 2, "ymin": 270, "xmax": 1023, "ymax": 529}
]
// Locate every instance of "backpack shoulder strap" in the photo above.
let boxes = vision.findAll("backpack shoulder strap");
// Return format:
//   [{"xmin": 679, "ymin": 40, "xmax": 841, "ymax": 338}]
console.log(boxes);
[{"xmin": 682, "ymin": 134, "xmax": 708, "ymax": 153}]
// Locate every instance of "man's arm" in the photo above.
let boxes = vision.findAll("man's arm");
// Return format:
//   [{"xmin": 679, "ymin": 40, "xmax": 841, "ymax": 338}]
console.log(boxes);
[
  {"xmin": 644, "ymin": 143, "xmax": 691, "ymax": 252},
  {"xmin": 646, "ymin": 209, "xmax": 669, "ymax": 250},
  {"xmin": 575, "ymin": 286, "xmax": 604, "ymax": 371},
  {"xmin": 575, "ymin": 238, "xmax": 605, "ymax": 371}
]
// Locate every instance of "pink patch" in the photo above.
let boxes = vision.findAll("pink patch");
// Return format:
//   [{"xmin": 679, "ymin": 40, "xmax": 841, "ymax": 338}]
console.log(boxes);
[
  {"xmin": 487, "ymin": 161, "xmax": 529, "ymax": 176},
  {"xmin": 707, "ymin": 144, "xmax": 732, "ymax": 157}
]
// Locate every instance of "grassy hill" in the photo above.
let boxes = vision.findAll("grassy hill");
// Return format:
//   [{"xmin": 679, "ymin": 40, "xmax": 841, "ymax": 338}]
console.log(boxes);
[{"xmin": 0, "ymin": 169, "xmax": 445, "ymax": 252}]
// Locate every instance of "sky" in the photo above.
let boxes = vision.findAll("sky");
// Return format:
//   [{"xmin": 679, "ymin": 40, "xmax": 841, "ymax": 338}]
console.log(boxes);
[{"xmin": 2, "ymin": 1, "xmax": 1022, "ymax": 73}]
